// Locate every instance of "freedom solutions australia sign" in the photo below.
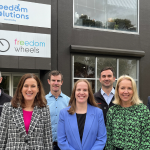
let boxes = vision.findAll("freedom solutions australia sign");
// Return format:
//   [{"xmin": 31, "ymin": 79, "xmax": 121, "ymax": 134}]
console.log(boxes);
[
  {"xmin": 0, "ymin": 30, "xmax": 51, "ymax": 58},
  {"xmin": 0, "ymin": 0, "xmax": 51, "ymax": 28}
]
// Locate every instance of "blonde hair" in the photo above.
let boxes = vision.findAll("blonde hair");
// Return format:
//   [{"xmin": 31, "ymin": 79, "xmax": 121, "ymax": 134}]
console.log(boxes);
[
  {"xmin": 113, "ymin": 75, "xmax": 142, "ymax": 105},
  {"xmin": 68, "ymin": 79, "xmax": 98, "ymax": 114}
]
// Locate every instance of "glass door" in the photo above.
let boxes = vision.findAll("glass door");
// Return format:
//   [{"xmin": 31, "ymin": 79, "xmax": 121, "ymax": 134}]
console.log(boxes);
[{"xmin": 12, "ymin": 75, "xmax": 22, "ymax": 96}]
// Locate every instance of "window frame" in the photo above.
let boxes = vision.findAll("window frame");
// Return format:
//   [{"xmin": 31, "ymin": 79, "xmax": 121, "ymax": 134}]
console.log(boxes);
[
  {"xmin": 72, "ymin": 55, "xmax": 139, "ymax": 94},
  {"xmin": 2, "ymin": 72, "xmax": 39, "ymax": 96},
  {"xmin": 73, "ymin": 0, "xmax": 139, "ymax": 35}
]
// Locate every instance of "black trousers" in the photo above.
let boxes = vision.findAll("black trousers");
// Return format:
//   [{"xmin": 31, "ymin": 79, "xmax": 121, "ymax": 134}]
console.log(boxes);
[{"xmin": 53, "ymin": 144, "xmax": 60, "ymax": 150}]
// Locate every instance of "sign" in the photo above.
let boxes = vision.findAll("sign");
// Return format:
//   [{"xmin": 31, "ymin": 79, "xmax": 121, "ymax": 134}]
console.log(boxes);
[
  {"xmin": 0, "ymin": 30, "xmax": 51, "ymax": 58},
  {"xmin": 0, "ymin": 0, "xmax": 51, "ymax": 28}
]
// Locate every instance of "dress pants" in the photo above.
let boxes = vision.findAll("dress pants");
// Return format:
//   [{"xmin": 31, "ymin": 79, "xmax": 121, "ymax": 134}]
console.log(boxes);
[{"xmin": 53, "ymin": 143, "xmax": 60, "ymax": 150}]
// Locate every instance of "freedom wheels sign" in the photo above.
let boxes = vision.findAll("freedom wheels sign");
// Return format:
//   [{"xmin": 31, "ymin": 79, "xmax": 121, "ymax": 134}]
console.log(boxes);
[
  {"xmin": 0, "ymin": 0, "xmax": 51, "ymax": 28},
  {"xmin": 0, "ymin": 30, "xmax": 51, "ymax": 58}
]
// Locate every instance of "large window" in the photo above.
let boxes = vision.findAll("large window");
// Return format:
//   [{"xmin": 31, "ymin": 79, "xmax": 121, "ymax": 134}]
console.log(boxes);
[
  {"xmin": 74, "ymin": 0, "xmax": 138, "ymax": 33},
  {"xmin": 72, "ymin": 55, "xmax": 139, "ymax": 93}
]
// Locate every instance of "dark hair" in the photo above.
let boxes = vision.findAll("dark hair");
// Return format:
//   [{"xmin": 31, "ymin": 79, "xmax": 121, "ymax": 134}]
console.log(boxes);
[
  {"xmin": 11, "ymin": 73, "xmax": 47, "ymax": 108},
  {"xmin": 68, "ymin": 79, "xmax": 98, "ymax": 114},
  {"xmin": 100, "ymin": 66, "xmax": 115, "ymax": 78},
  {"xmin": 48, "ymin": 70, "xmax": 63, "ymax": 81}
]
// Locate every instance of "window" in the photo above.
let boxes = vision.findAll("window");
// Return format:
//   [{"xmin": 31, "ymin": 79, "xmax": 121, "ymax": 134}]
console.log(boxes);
[
  {"xmin": 74, "ymin": 0, "xmax": 138, "ymax": 33},
  {"xmin": 72, "ymin": 55, "xmax": 139, "ymax": 93},
  {"xmin": 1, "ymin": 72, "xmax": 39, "ymax": 96}
]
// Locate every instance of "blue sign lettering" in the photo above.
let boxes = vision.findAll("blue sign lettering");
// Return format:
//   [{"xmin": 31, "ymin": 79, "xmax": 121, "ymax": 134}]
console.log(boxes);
[
  {"xmin": 9, "ymin": 5, "xmax": 13, "ymax": 11},
  {"xmin": 0, "ymin": 5, "xmax": 3, "ymax": 9},
  {"xmin": 4, "ymin": 6, "xmax": 8, "ymax": 10},
  {"xmin": 0, "ymin": 4, "xmax": 29, "ymax": 20}
]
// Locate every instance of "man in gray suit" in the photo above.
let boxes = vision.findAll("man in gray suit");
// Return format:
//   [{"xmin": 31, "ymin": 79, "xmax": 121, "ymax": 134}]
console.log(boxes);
[{"xmin": 0, "ymin": 71, "xmax": 12, "ymax": 116}]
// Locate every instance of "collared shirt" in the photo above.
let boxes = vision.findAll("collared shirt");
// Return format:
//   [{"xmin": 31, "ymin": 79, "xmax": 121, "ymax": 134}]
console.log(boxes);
[
  {"xmin": 45, "ymin": 92, "xmax": 70, "ymax": 142},
  {"xmin": 101, "ymin": 88, "xmax": 115, "ymax": 105}
]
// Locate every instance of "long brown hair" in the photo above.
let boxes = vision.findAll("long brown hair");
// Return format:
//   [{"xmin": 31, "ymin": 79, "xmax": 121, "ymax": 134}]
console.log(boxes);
[
  {"xmin": 11, "ymin": 73, "xmax": 47, "ymax": 108},
  {"xmin": 68, "ymin": 79, "xmax": 98, "ymax": 114}
]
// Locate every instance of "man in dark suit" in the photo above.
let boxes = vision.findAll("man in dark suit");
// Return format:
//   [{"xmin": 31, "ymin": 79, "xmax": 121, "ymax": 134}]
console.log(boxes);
[
  {"xmin": 147, "ymin": 96, "xmax": 150, "ymax": 111},
  {"xmin": 0, "ymin": 71, "xmax": 12, "ymax": 116},
  {"xmin": 94, "ymin": 67, "xmax": 115, "ymax": 124}
]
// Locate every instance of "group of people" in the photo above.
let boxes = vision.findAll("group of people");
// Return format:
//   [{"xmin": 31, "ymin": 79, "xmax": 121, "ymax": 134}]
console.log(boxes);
[{"xmin": 0, "ymin": 68, "xmax": 150, "ymax": 150}]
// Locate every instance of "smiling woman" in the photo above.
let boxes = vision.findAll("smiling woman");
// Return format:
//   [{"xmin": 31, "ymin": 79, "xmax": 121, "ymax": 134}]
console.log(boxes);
[
  {"xmin": 57, "ymin": 79, "xmax": 107, "ymax": 150},
  {"xmin": 118, "ymin": 79, "xmax": 133, "ymax": 107},
  {"xmin": 75, "ymin": 81, "xmax": 89, "ymax": 106},
  {"xmin": 105, "ymin": 75, "xmax": 150, "ymax": 150},
  {"xmin": 21, "ymin": 78, "xmax": 39, "ymax": 105},
  {"xmin": 0, "ymin": 73, "xmax": 53, "ymax": 149}
]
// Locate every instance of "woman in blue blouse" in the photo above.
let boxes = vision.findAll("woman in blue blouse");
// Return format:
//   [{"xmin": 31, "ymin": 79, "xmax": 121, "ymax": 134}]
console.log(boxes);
[{"xmin": 57, "ymin": 79, "xmax": 107, "ymax": 150}]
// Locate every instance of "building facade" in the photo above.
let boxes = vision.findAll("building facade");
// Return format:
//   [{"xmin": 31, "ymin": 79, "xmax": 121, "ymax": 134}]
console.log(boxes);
[{"xmin": 0, "ymin": 0, "xmax": 51, "ymax": 96}]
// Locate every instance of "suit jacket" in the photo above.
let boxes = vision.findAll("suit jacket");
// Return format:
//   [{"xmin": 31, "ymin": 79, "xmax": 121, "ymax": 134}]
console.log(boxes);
[
  {"xmin": 57, "ymin": 104, "xmax": 107, "ymax": 150},
  {"xmin": 94, "ymin": 89, "xmax": 115, "ymax": 124},
  {"xmin": 0, "ymin": 87, "xmax": 12, "ymax": 116},
  {"xmin": 0, "ymin": 102, "xmax": 53, "ymax": 150},
  {"xmin": 147, "ymin": 96, "xmax": 150, "ymax": 111}
]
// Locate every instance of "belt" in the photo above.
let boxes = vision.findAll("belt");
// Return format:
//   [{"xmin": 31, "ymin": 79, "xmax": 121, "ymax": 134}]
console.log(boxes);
[
  {"xmin": 53, "ymin": 142, "xmax": 57, "ymax": 146},
  {"xmin": 116, "ymin": 148, "xmax": 123, "ymax": 150}
]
